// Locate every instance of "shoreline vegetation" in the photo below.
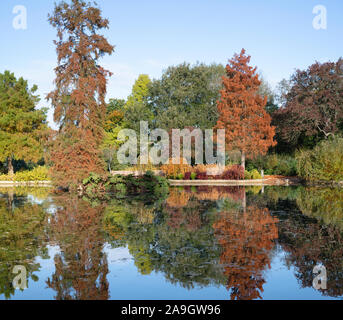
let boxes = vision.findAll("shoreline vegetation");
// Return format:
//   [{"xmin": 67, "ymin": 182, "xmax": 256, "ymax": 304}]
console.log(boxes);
[
  {"xmin": 0, "ymin": 170, "xmax": 342, "ymax": 190},
  {"xmin": 1, "ymin": 147, "xmax": 343, "ymax": 190},
  {"xmin": 1, "ymin": 179, "xmax": 341, "ymax": 188},
  {"xmin": 1, "ymin": 140, "xmax": 342, "ymax": 190}
]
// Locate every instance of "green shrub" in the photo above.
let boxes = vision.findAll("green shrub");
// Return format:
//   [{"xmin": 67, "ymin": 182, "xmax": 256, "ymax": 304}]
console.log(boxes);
[
  {"xmin": 250, "ymin": 169, "xmax": 262, "ymax": 179},
  {"xmin": 83, "ymin": 171, "xmax": 169, "ymax": 200},
  {"xmin": 265, "ymin": 154, "xmax": 279, "ymax": 171},
  {"xmin": 190, "ymin": 172, "xmax": 196, "ymax": 180},
  {"xmin": 244, "ymin": 169, "xmax": 262, "ymax": 180},
  {"xmin": 125, "ymin": 171, "xmax": 169, "ymax": 200},
  {"xmin": 246, "ymin": 154, "xmax": 297, "ymax": 176},
  {"xmin": 273, "ymin": 156, "xmax": 297, "ymax": 176},
  {"xmin": 246, "ymin": 155, "xmax": 265, "ymax": 172},
  {"xmin": 177, "ymin": 173, "xmax": 184, "ymax": 180},
  {"xmin": 0, "ymin": 174, "xmax": 9, "ymax": 181},
  {"xmin": 0, "ymin": 166, "xmax": 50, "ymax": 181},
  {"xmin": 296, "ymin": 137, "xmax": 343, "ymax": 182},
  {"xmin": 244, "ymin": 170, "xmax": 252, "ymax": 180},
  {"xmin": 245, "ymin": 169, "xmax": 262, "ymax": 180}
]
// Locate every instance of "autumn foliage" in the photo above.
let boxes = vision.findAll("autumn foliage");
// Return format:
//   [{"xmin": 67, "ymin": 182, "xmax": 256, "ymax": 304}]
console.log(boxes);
[
  {"xmin": 214, "ymin": 206, "xmax": 278, "ymax": 300},
  {"xmin": 47, "ymin": 197, "xmax": 109, "ymax": 300},
  {"xmin": 47, "ymin": 0, "xmax": 114, "ymax": 189},
  {"xmin": 161, "ymin": 161, "xmax": 244, "ymax": 180},
  {"xmin": 166, "ymin": 186, "xmax": 245, "ymax": 207},
  {"xmin": 216, "ymin": 49, "xmax": 276, "ymax": 169},
  {"xmin": 274, "ymin": 59, "xmax": 343, "ymax": 146}
]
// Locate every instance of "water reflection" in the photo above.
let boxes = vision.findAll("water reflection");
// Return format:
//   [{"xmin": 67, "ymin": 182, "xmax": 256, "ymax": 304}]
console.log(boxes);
[
  {"xmin": 46, "ymin": 197, "xmax": 109, "ymax": 300},
  {"xmin": 278, "ymin": 211, "xmax": 343, "ymax": 298},
  {"xmin": 0, "ymin": 189, "xmax": 49, "ymax": 299},
  {"xmin": 214, "ymin": 205, "xmax": 278, "ymax": 300},
  {"xmin": 0, "ymin": 186, "xmax": 343, "ymax": 300}
]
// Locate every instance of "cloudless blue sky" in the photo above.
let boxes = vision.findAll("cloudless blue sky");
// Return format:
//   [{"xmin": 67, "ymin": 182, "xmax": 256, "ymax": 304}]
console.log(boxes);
[{"xmin": 0, "ymin": 0, "xmax": 342, "ymax": 128}]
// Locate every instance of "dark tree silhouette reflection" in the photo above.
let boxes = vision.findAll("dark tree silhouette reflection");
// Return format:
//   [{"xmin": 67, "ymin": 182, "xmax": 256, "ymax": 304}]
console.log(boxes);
[{"xmin": 277, "ymin": 210, "xmax": 343, "ymax": 298}]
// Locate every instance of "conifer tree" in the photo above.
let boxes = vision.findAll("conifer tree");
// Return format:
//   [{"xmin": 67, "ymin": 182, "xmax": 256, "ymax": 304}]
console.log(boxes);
[
  {"xmin": 47, "ymin": 0, "xmax": 114, "ymax": 189},
  {"xmin": 125, "ymin": 74, "xmax": 151, "ymax": 109},
  {"xmin": 216, "ymin": 49, "xmax": 276, "ymax": 169},
  {"xmin": 0, "ymin": 71, "xmax": 48, "ymax": 175}
]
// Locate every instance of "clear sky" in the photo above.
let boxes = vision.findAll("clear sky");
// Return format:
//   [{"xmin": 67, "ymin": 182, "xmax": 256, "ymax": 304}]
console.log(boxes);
[{"xmin": 0, "ymin": 0, "xmax": 342, "ymax": 128}]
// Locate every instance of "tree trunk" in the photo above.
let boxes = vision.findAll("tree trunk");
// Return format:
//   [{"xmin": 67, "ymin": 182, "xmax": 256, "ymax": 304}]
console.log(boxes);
[
  {"xmin": 242, "ymin": 187, "xmax": 246, "ymax": 213},
  {"xmin": 241, "ymin": 151, "xmax": 246, "ymax": 171},
  {"xmin": 8, "ymin": 157, "xmax": 14, "ymax": 176}
]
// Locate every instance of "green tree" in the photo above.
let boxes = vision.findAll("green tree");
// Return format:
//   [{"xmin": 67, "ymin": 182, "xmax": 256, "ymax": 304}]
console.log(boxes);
[
  {"xmin": 107, "ymin": 98, "xmax": 125, "ymax": 114},
  {"xmin": 0, "ymin": 71, "xmax": 48, "ymax": 175},
  {"xmin": 120, "ymin": 75, "xmax": 154, "ymax": 165},
  {"xmin": 126, "ymin": 74, "xmax": 151, "ymax": 108},
  {"xmin": 274, "ymin": 78, "xmax": 291, "ymax": 108},
  {"xmin": 148, "ymin": 63, "xmax": 225, "ymax": 130},
  {"xmin": 102, "ymin": 99, "xmax": 126, "ymax": 172},
  {"xmin": 101, "ymin": 128, "xmax": 125, "ymax": 172},
  {"xmin": 123, "ymin": 74, "xmax": 154, "ymax": 131}
]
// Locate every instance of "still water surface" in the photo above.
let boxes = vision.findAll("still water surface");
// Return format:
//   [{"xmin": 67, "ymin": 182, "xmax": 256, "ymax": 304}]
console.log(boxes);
[{"xmin": 0, "ymin": 186, "xmax": 342, "ymax": 300}]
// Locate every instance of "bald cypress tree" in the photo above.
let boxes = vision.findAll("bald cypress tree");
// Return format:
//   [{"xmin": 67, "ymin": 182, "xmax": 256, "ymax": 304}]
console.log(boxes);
[
  {"xmin": 216, "ymin": 49, "xmax": 276, "ymax": 170},
  {"xmin": 47, "ymin": 0, "xmax": 114, "ymax": 189}
]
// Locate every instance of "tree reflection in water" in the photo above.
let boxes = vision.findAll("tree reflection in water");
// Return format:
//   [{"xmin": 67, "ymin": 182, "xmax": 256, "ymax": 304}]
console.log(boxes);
[
  {"xmin": 213, "ymin": 204, "xmax": 278, "ymax": 300},
  {"xmin": 0, "ymin": 190, "xmax": 48, "ymax": 299},
  {"xmin": 46, "ymin": 197, "xmax": 109, "ymax": 300},
  {"xmin": 1, "ymin": 186, "xmax": 343, "ymax": 300},
  {"xmin": 163, "ymin": 187, "xmax": 279, "ymax": 300},
  {"xmin": 103, "ymin": 186, "xmax": 279, "ymax": 300},
  {"xmin": 276, "ymin": 187, "xmax": 343, "ymax": 298},
  {"xmin": 103, "ymin": 193, "xmax": 226, "ymax": 289}
]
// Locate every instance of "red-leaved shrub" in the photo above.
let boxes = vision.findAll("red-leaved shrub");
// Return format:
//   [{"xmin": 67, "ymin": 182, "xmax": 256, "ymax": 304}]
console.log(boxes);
[
  {"xmin": 184, "ymin": 172, "xmax": 192, "ymax": 180},
  {"xmin": 178, "ymin": 165, "xmax": 244, "ymax": 180},
  {"xmin": 220, "ymin": 165, "xmax": 244, "ymax": 180},
  {"xmin": 195, "ymin": 171, "xmax": 211, "ymax": 180}
]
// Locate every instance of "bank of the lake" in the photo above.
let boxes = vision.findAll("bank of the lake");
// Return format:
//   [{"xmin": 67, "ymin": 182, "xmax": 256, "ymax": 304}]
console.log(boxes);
[
  {"xmin": 0, "ymin": 170, "xmax": 341, "ymax": 190},
  {"xmin": 0, "ymin": 181, "xmax": 52, "ymax": 187}
]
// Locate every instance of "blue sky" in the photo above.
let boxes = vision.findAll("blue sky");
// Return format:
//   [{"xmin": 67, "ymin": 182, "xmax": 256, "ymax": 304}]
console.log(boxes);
[{"xmin": 0, "ymin": 0, "xmax": 342, "ymax": 128}]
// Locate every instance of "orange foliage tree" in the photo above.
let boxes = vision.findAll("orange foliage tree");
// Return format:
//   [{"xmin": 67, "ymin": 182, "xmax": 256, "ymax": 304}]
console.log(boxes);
[
  {"xmin": 47, "ymin": 0, "xmax": 114, "ymax": 189},
  {"xmin": 216, "ymin": 49, "xmax": 276, "ymax": 169}
]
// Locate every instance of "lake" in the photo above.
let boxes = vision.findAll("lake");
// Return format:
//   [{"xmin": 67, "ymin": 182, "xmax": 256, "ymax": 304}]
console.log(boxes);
[{"xmin": 0, "ymin": 185, "xmax": 342, "ymax": 300}]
